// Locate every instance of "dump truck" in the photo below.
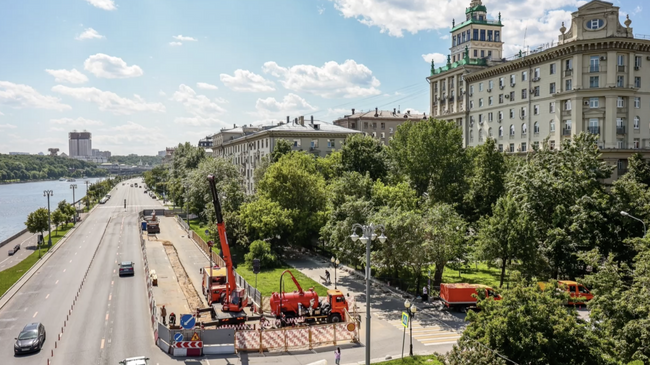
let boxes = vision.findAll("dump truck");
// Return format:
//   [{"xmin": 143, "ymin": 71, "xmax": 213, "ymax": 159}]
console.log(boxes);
[
  {"xmin": 538, "ymin": 280, "xmax": 593, "ymax": 305},
  {"xmin": 269, "ymin": 270, "xmax": 349, "ymax": 325},
  {"xmin": 439, "ymin": 283, "xmax": 501, "ymax": 312}
]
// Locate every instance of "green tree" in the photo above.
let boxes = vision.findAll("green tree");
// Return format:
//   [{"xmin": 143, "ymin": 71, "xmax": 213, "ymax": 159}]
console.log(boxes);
[
  {"xmin": 340, "ymin": 134, "xmax": 388, "ymax": 181},
  {"xmin": 463, "ymin": 138, "xmax": 507, "ymax": 222},
  {"xmin": 625, "ymin": 153, "xmax": 650, "ymax": 186},
  {"xmin": 438, "ymin": 338, "xmax": 506, "ymax": 365},
  {"xmin": 424, "ymin": 203, "xmax": 468, "ymax": 287},
  {"xmin": 390, "ymin": 118, "xmax": 468, "ymax": 205},
  {"xmin": 272, "ymin": 139, "xmax": 293, "ymax": 162},
  {"xmin": 370, "ymin": 180, "xmax": 418, "ymax": 211},
  {"xmin": 25, "ymin": 208, "xmax": 49, "ymax": 243},
  {"xmin": 51, "ymin": 209, "xmax": 66, "ymax": 233},
  {"xmin": 244, "ymin": 240, "xmax": 278, "ymax": 270},
  {"xmin": 240, "ymin": 197, "xmax": 293, "ymax": 245},
  {"xmin": 458, "ymin": 279, "xmax": 599, "ymax": 365},
  {"xmin": 57, "ymin": 199, "xmax": 75, "ymax": 221}
]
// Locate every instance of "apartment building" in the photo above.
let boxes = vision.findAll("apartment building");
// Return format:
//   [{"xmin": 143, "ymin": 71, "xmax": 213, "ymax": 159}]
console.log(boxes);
[
  {"xmin": 211, "ymin": 116, "xmax": 360, "ymax": 194},
  {"xmin": 332, "ymin": 108, "xmax": 427, "ymax": 145},
  {"xmin": 429, "ymin": 0, "xmax": 650, "ymax": 179}
]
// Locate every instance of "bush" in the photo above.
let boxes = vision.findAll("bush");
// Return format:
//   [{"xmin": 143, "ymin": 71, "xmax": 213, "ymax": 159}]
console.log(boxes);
[{"xmin": 244, "ymin": 240, "xmax": 278, "ymax": 270}]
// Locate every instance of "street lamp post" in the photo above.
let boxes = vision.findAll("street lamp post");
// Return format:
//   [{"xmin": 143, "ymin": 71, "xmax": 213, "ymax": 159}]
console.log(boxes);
[
  {"xmin": 70, "ymin": 184, "xmax": 77, "ymax": 224},
  {"xmin": 404, "ymin": 299, "xmax": 418, "ymax": 356},
  {"xmin": 331, "ymin": 256, "xmax": 340, "ymax": 289},
  {"xmin": 43, "ymin": 190, "xmax": 53, "ymax": 247},
  {"xmin": 621, "ymin": 211, "xmax": 647, "ymax": 237},
  {"xmin": 85, "ymin": 180, "xmax": 90, "ymax": 212},
  {"xmin": 350, "ymin": 223, "xmax": 387, "ymax": 365}
]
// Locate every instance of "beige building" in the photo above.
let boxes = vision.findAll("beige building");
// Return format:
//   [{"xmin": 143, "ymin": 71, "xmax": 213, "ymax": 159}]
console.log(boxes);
[
  {"xmin": 429, "ymin": 0, "xmax": 650, "ymax": 179},
  {"xmin": 333, "ymin": 107, "xmax": 427, "ymax": 145},
  {"xmin": 211, "ymin": 116, "xmax": 360, "ymax": 194}
]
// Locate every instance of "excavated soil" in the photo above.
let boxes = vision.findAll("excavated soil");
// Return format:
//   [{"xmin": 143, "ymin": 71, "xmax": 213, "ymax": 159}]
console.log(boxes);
[{"xmin": 161, "ymin": 240, "xmax": 206, "ymax": 319}]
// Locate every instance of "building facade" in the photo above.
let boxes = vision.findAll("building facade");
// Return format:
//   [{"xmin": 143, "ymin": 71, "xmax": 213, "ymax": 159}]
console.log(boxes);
[
  {"xmin": 211, "ymin": 116, "xmax": 360, "ymax": 194},
  {"xmin": 429, "ymin": 0, "xmax": 650, "ymax": 179},
  {"xmin": 68, "ymin": 131, "xmax": 92, "ymax": 157},
  {"xmin": 332, "ymin": 108, "xmax": 427, "ymax": 145}
]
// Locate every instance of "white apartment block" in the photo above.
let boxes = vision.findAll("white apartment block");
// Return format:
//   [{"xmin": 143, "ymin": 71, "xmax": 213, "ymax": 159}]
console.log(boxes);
[
  {"xmin": 333, "ymin": 108, "xmax": 427, "ymax": 145},
  {"xmin": 211, "ymin": 116, "xmax": 361, "ymax": 194},
  {"xmin": 429, "ymin": 0, "xmax": 650, "ymax": 179}
]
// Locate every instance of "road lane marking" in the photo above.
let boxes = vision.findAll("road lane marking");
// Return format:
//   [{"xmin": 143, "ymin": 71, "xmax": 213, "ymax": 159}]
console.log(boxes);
[
  {"xmin": 75, "ymin": 252, "xmax": 77, "ymax": 255},
  {"xmin": 69, "ymin": 260, "xmax": 72, "ymax": 263},
  {"xmin": 33, "ymin": 312, "xmax": 37, "ymax": 318},
  {"xmin": 45, "ymin": 294, "xmax": 49, "ymax": 299},
  {"xmin": 109, "ymin": 294, "xmax": 112, "ymax": 301},
  {"xmin": 111, "ymin": 280, "xmax": 114, "ymax": 286},
  {"xmin": 79, "ymin": 246, "xmax": 82, "ymax": 248},
  {"xmin": 105, "ymin": 313, "xmax": 109, "ymax": 320},
  {"xmin": 63, "ymin": 269, "xmax": 66, "ymax": 272},
  {"xmin": 55, "ymin": 280, "xmax": 59, "ymax": 284},
  {"xmin": 100, "ymin": 338, "xmax": 105, "ymax": 349}
]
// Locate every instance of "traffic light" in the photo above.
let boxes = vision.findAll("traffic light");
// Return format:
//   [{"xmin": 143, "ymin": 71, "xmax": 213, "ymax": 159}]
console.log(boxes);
[{"xmin": 252, "ymin": 259, "xmax": 261, "ymax": 274}]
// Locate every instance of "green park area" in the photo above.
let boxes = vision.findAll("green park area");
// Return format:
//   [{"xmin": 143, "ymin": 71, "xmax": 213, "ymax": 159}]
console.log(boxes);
[
  {"xmin": 440, "ymin": 262, "xmax": 504, "ymax": 288},
  {"xmin": 0, "ymin": 223, "xmax": 74, "ymax": 297},
  {"xmin": 380, "ymin": 355, "xmax": 442, "ymax": 365},
  {"xmin": 236, "ymin": 265, "xmax": 328, "ymax": 297}
]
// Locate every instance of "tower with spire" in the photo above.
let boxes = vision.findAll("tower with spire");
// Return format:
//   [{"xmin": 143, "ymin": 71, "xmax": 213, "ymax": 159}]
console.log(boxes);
[{"xmin": 449, "ymin": 0, "xmax": 504, "ymax": 63}]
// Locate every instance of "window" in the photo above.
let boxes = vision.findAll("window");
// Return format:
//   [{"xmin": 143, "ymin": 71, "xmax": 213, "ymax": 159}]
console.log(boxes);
[
  {"xmin": 389, "ymin": 127, "xmax": 394, "ymax": 133},
  {"xmin": 617, "ymin": 97, "xmax": 624, "ymax": 108},
  {"xmin": 495, "ymin": 31, "xmax": 500, "ymax": 42},
  {"xmin": 533, "ymin": 86, "xmax": 540, "ymax": 96},
  {"xmin": 498, "ymin": 144, "xmax": 503, "ymax": 152},
  {"xmin": 522, "ymin": 123, "xmax": 528, "ymax": 134},
  {"xmin": 509, "ymin": 143, "xmax": 515, "ymax": 153},
  {"xmin": 550, "ymin": 102, "xmax": 555, "ymax": 113},
  {"xmin": 635, "ymin": 56, "xmax": 642, "ymax": 68},
  {"xmin": 565, "ymin": 59, "xmax": 573, "ymax": 70},
  {"xmin": 533, "ymin": 141, "xmax": 540, "ymax": 150},
  {"xmin": 522, "ymin": 89, "xmax": 528, "ymax": 99},
  {"xmin": 481, "ymin": 50, "xmax": 485, "ymax": 58},
  {"xmin": 521, "ymin": 142, "xmax": 527, "ymax": 152},
  {"xmin": 499, "ymin": 94, "xmax": 504, "ymax": 104},
  {"xmin": 381, "ymin": 132, "xmax": 385, "ymax": 138},
  {"xmin": 480, "ymin": 29, "xmax": 486, "ymax": 41},
  {"xmin": 488, "ymin": 96, "xmax": 493, "ymax": 106},
  {"xmin": 534, "ymin": 68, "xmax": 540, "ymax": 78},
  {"xmin": 550, "ymin": 63, "xmax": 556, "ymax": 74},
  {"xmin": 499, "ymin": 126, "xmax": 503, "ymax": 137},
  {"xmin": 509, "ymin": 91, "xmax": 515, "ymax": 101},
  {"xmin": 479, "ymin": 129, "xmax": 484, "ymax": 141},
  {"xmin": 534, "ymin": 122, "xmax": 540, "ymax": 134},
  {"xmin": 364, "ymin": 122, "xmax": 368, "ymax": 129},
  {"xmin": 473, "ymin": 29, "xmax": 479, "ymax": 40},
  {"xmin": 635, "ymin": 77, "xmax": 641, "ymax": 88},
  {"xmin": 510, "ymin": 75, "xmax": 516, "ymax": 85},
  {"xmin": 634, "ymin": 139, "xmax": 640, "ymax": 149},
  {"xmin": 587, "ymin": 19, "xmax": 604, "ymax": 29},
  {"xmin": 293, "ymin": 139, "xmax": 301, "ymax": 147},
  {"xmin": 479, "ymin": 98, "xmax": 483, "ymax": 107},
  {"xmin": 617, "ymin": 140, "xmax": 625, "ymax": 149},
  {"xmin": 618, "ymin": 54, "xmax": 625, "ymax": 66},
  {"xmin": 589, "ymin": 97, "xmax": 599, "ymax": 108},
  {"xmin": 453, "ymin": 35, "xmax": 456, "ymax": 47},
  {"xmin": 617, "ymin": 76, "xmax": 624, "ymax": 87},
  {"xmin": 616, "ymin": 118, "xmax": 624, "ymax": 127},
  {"xmin": 510, "ymin": 124, "xmax": 515, "ymax": 135},
  {"xmin": 479, "ymin": 83, "xmax": 483, "ymax": 92},
  {"xmin": 550, "ymin": 82, "xmax": 556, "ymax": 94},
  {"xmin": 488, "ymin": 30, "xmax": 493, "ymax": 41},
  {"xmin": 521, "ymin": 107, "xmax": 527, "ymax": 118},
  {"xmin": 509, "ymin": 109, "xmax": 514, "ymax": 118},
  {"xmin": 470, "ymin": 100, "xmax": 474, "ymax": 109},
  {"xmin": 380, "ymin": 122, "xmax": 385, "ymax": 129},
  {"xmin": 634, "ymin": 116, "xmax": 640, "ymax": 129},
  {"xmin": 488, "ymin": 112, "xmax": 493, "ymax": 121},
  {"xmin": 550, "ymin": 120, "xmax": 556, "ymax": 132},
  {"xmin": 489, "ymin": 80, "xmax": 494, "ymax": 90},
  {"xmin": 498, "ymin": 111, "xmax": 503, "ymax": 120},
  {"xmin": 470, "ymin": 85, "xmax": 474, "ymax": 94},
  {"xmin": 565, "ymin": 79, "xmax": 572, "ymax": 91},
  {"xmin": 589, "ymin": 76, "xmax": 599, "ymax": 88},
  {"xmin": 327, "ymin": 139, "xmax": 335, "ymax": 148},
  {"xmin": 565, "ymin": 120, "xmax": 572, "ymax": 131},
  {"xmin": 550, "ymin": 140, "xmax": 556, "ymax": 150},
  {"xmin": 534, "ymin": 105, "xmax": 539, "ymax": 115},
  {"xmin": 590, "ymin": 56, "xmax": 599, "ymax": 72},
  {"xmin": 634, "ymin": 97, "xmax": 640, "ymax": 108},
  {"xmin": 522, "ymin": 71, "xmax": 527, "ymax": 81},
  {"xmin": 474, "ymin": 50, "xmax": 478, "ymax": 57},
  {"xmin": 588, "ymin": 118, "xmax": 599, "ymax": 134},
  {"xmin": 479, "ymin": 114, "xmax": 483, "ymax": 123},
  {"xmin": 565, "ymin": 100, "xmax": 572, "ymax": 110},
  {"xmin": 499, "ymin": 78, "xmax": 505, "ymax": 87},
  {"xmin": 311, "ymin": 139, "xmax": 318, "ymax": 148},
  {"xmin": 372, "ymin": 122, "xmax": 377, "ymax": 129}
]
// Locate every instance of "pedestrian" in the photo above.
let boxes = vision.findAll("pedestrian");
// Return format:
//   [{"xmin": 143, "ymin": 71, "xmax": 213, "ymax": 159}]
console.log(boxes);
[
  {"xmin": 160, "ymin": 305, "xmax": 167, "ymax": 325},
  {"xmin": 334, "ymin": 347, "xmax": 341, "ymax": 365},
  {"xmin": 422, "ymin": 285, "xmax": 429, "ymax": 303},
  {"xmin": 169, "ymin": 312, "xmax": 176, "ymax": 326},
  {"xmin": 325, "ymin": 270, "xmax": 331, "ymax": 283}
]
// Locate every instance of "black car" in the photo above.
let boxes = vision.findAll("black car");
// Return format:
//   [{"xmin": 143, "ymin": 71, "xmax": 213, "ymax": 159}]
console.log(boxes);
[
  {"xmin": 14, "ymin": 322, "xmax": 46, "ymax": 355},
  {"xmin": 119, "ymin": 261, "xmax": 135, "ymax": 276}
]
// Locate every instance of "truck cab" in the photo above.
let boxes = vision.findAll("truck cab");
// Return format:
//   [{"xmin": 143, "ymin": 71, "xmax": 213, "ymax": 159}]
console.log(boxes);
[
  {"xmin": 326, "ymin": 290, "xmax": 348, "ymax": 322},
  {"xmin": 201, "ymin": 266, "xmax": 228, "ymax": 304},
  {"xmin": 538, "ymin": 280, "xmax": 593, "ymax": 305}
]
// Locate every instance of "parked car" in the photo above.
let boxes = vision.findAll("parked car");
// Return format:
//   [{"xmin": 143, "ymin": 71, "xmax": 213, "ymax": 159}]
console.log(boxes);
[
  {"xmin": 143, "ymin": 190, "xmax": 148, "ymax": 193},
  {"xmin": 8, "ymin": 244, "xmax": 19, "ymax": 256},
  {"xmin": 119, "ymin": 261, "xmax": 135, "ymax": 276},
  {"xmin": 14, "ymin": 322, "xmax": 46, "ymax": 355}
]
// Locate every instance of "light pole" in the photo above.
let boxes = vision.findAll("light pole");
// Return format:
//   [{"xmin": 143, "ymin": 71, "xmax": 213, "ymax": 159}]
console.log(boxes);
[
  {"xmin": 184, "ymin": 183, "xmax": 190, "ymax": 229},
  {"xmin": 621, "ymin": 211, "xmax": 646, "ymax": 237},
  {"xmin": 43, "ymin": 190, "xmax": 53, "ymax": 247},
  {"xmin": 350, "ymin": 223, "xmax": 387, "ymax": 365},
  {"xmin": 331, "ymin": 256, "xmax": 340, "ymax": 289},
  {"xmin": 85, "ymin": 180, "xmax": 90, "ymax": 212},
  {"xmin": 70, "ymin": 184, "xmax": 77, "ymax": 224},
  {"xmin": 404, "ymin": 299, "xmax": 417, "ymax": 356}
]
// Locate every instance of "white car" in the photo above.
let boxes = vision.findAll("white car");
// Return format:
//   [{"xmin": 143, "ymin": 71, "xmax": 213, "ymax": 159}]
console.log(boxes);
[{"xmin": 119, "ymin": 356, "xmax": 149, "ymax": 365}]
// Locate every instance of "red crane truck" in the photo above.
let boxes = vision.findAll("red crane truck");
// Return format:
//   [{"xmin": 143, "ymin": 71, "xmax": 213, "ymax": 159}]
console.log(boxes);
[{"xmin": 270, "ymin": 270, "xmax": 349, "ymax": 325}]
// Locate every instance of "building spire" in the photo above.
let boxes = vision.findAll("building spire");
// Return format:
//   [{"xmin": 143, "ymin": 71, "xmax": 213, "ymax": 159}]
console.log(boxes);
[{"xmin": 469, "ymin": 0, "xmax": 482, "ymax": 7}]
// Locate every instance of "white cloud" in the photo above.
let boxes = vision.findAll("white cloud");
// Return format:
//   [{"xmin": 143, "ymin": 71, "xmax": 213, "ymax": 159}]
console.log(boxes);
[
  {"xmin": 85, "ymin": 0, "xmax": 116, "ymax": 11},
  {"xmin": 421, "ymin": 53, "xmax": 447, "ymax": 65},
  {"xmin": 50, "ymin": 117, "xmax": 104, "ymax": 126},
  {"xmin": 220, "ymin": 70, "xmax": 275, "ymax": 92},
  {"xmin": 76, "ymin": 28, "xmax": 105, "ymax": 40},
  {"xmin": 159, "ymin": 90, "xmax": 167, "ymax": 96},
  {"xmin": 262, "ymin": 60, "xmax": 381, "ymax": 98},
  {"xmin": 0, "ymin": 111, "xmax": 4, "ymax": 115},
  {"xmin": 95, "ymin": 122, "xmax": 170, "ymax": 148},
  {"xmin": 171, "ymin": 84, "xmax": 226, "ymax": 123},
  {"xmin": 254, "ymin": 93, "xmax": 316, "ymax": 118},
  {"xmin": 331, "ymin": 0, "xmax": 577, "ymax": 58},
  {"xmin": 169, "ymin": 42, "xmax": 183, "ymax": 46},
  {"xmin": 196, "ymin": 82, "xmax": 218, "ymax": 90},
  {"xmin": 52, "ymin": 85, "xmax": 166, "ymax": 115},
  {"xmin": 0, "ymin": 123, "xmax": 17, "ymax": 129},
  {"xmin": 173, "ymin": 35, "xmax": 197, "ymax": 42},
  {"xmin": 49, "ymin": 126, "xmax": 65, "ymax": 132},
  {"xmin": 0, "ymin": 81, "xmax": 71, "ymax": 111},
  {"xmin": 633, "ymin": 6, "xmax": 642, "ymax": 15},
  {"xmin": 45, "ymin": 69, "xmax": 89, "ymax": 84},
  {"xmin": 84, "ymin": 53, "xmax": 144, "ymax": 79}
]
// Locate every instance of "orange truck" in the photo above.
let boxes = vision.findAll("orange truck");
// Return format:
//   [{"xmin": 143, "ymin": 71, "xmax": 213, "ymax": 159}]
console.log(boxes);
[
  {"xmin": 439, "ymin": 283, "xmax": 501, "ymax": 312},
  {"xmin": 201, "ymin": 266, "xmax": 228, "ymax": 305},
  {"xmin": 538, "ymin": 280, "xmax": 593, "ymax": 305}
]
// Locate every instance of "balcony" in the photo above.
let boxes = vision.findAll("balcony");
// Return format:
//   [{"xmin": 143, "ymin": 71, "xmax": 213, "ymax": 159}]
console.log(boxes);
[
  {"xmin": 562, "ymin": 129, "xmax": 572, "ymax": 136},
  {"xmin": 564, "ymin": 69, "xmax": 573, "ymax": 76},
  {"xmin": 561, "ymin": 109, "xmax": 572, "ymax": 117},
  {"xmin": 588, "ymin": 66, "xmax": 601, "ymax": 73},
  {"xmin": 618, "ymin": 65, "xmax": 626, "ymax": 72},
  {"xmin": 509, "ymin": 134, "xmax": 515, "ymax": 140},
  {"xmin": 588, "ymin": 126, "xmax": 601, "ymax": 135},
  {"xmin": 521, "ymin": 132, "xmax": 527, "ymax": 138},
  {"xmin": 617, "ymin": 126, "xmax": 626, "ymax": 135}
]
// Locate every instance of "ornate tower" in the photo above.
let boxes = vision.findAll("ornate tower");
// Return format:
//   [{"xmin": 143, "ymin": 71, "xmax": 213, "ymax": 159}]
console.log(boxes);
[{"xmin": 449, "ymin": 0, "xmax": 504, "ymax": 63}]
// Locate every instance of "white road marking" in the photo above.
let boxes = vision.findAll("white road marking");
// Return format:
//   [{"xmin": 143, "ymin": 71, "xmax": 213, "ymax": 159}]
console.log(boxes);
[
  {"xmin": 69, "ymin": 260, "xmax": 72, "ymax": 263},
  {"xmin": 55, "ymin": 280, "xmax": 59, "ymax": 284},
  {"xmin": 45, "ymin": 294, "xmax": 49, "ymax": 299},
  {"xmin": 63, "ymin": 269, "xmax": 66, "ymax": 273},
  {"xmin": 109, "ymin": 294, "xmax": 112, "ymax": 301},
  {"xmin": 32, "ymin": 312, "xmax": 37, "ymax": 318},
  {"xmin": 100, "ymin": 338, "xmax": 105, "ymax": 349},
  {"xmin": 111, "ymin": 281, "xmax": 114, "ymax": 286},
  {"xmin": 105, "ymin": 313, "xmax": 109, "ymax": 320},
  {"xmin": 75, "ymin": 252, "xmax": 77, "ymax": 255}
]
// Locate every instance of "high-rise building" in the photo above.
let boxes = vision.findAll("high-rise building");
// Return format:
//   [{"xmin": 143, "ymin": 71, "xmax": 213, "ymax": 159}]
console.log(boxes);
[{"xmin": 68, "ymin": 131, "xmax": 92, "ymax": 157}]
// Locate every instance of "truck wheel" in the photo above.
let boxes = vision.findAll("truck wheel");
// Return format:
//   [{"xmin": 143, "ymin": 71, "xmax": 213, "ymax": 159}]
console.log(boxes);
[{"xmin": 329, "ymin": 314, "xmax": 342, "ymax": 323}]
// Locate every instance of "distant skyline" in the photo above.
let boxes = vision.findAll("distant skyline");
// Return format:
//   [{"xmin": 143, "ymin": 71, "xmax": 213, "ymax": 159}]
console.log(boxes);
[{"xmin": 0, "ymin": 0, "xmax": 646, "ymax": 154}]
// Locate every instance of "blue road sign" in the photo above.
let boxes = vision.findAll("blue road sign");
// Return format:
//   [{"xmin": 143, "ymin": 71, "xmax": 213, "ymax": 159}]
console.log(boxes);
[
  {"xmin": 205, "ymin": 229, "xmax": 209, "ymax": 235},
  {"xmin": 401, "ymin": 312, "xmax": 409, "ymax": 328},
  {"xmin": 174, "ymin": 333, "xmax": 184, "ymax": 342},
  {"xmin": 180, "ymin": 314, "xmax": 196, "ymax": 329}
]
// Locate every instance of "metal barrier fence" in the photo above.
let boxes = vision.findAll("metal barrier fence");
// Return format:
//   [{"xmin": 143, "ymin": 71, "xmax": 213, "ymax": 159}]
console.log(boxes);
[
  {"xmin": 176, "ymin": 215, "xmax": 190, "ymax": 231},
  {"xmin": 139, "ymin": 231, "xmax": 160, "ymax": 344}
]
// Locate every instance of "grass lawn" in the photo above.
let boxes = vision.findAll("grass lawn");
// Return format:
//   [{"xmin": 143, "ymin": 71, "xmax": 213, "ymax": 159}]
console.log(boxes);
[
  {"xmin": 0, "ymin": 223, "xmax": 74, "ymax": 297},
  {"xmin": 378, "ymin": 355, "xmax": 443, "ymax": 365},
  {"xmin": 236, "ymin": 265, "xmax": 329, "ymax": 297},
  {"xmin": 189, "ymin": 219, "xmax": 209, "ymax": 242},
  {"xmin": 439, "ymin": 262, "xmax": 504, "ymax": 288}
]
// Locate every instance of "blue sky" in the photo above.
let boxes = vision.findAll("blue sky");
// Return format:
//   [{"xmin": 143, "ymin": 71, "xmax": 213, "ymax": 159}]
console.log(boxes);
[{"xmin": 0, "ymin": 0, "xmax": 646, "ymax": 155}]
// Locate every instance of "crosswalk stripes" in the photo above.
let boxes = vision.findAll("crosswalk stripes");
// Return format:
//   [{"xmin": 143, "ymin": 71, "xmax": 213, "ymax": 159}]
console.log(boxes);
[{"xmin": 388, "ymin": 319, "xmax": 462, "ymax": 346}]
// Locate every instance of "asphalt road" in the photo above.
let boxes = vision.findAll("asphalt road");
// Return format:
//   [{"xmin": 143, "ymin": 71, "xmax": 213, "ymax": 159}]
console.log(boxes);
[
  {"xmin": 0, "ymin": 231, "xmax": 39, "ymax": 272},
  {"xmin": 0, "ymin": 179, "xmax": 164, "ymax": 365}
]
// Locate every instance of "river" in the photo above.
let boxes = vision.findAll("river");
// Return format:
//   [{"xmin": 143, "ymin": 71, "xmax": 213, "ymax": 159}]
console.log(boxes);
[{"xmin": 0, "ymin": 178, "xmax": 104, "ymax": 243}]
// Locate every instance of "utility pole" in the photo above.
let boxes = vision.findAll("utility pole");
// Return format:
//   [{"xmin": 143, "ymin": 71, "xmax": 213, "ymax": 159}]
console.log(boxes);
[
  {"xmin": 85, "ymin": 180, "xmax": 90, "ymax": 212},
  {"xmin": 44, "ymin": 190, "xmax": 54, "ymax": 247},
  {"xmin": 70, "ymin": 184, "xmax": 77, "ymax": 224}
]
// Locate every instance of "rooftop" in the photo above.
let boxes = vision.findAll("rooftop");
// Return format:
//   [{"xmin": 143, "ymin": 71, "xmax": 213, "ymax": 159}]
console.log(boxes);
[{"xmin": 335, "ymin": 108, "xmax": 427, "ymax": 120}]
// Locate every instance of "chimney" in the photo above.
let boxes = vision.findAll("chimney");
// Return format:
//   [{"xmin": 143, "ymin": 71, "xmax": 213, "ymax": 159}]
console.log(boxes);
[
  {"xmin": 423, "ymin": 112, "xmax": 427, "ymax": 119},
  {"xmin": 287, "ymin": 116, "xmax": 290, "ymax": 124},
  {"xmin": 407, "ymin": 110, "xmax": 411, "ymax": 115},
  {"xmin": 352, "ymin": 108, "xmax": 355, "ymax": 114},
  {"xmin": 310, "ymin": 115, "xmax": 314, "ymax": 124},
  {"xmin": 393, "ymin": 108, "xmax": 396, "ymax": 115},
  {"xmin": 298, "ymin": 116, "xmax": 304, "ymax": 126},
  {"xmin": 374, "ymin": 107, "xmax": 378, "ymax": 117},
  {"xmin": 233, "ymin": 124, "xmax": 236, "ymax": 128}
]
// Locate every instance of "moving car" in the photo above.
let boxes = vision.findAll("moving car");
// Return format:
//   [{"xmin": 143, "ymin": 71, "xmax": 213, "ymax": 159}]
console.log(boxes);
[
  {"xmin": 8, "ymin": 244, "xmax": 19, "ymax": 256},
  {"xmin": 14, "ymin": 322, "xmax": 46, "ymax": 355},
  {"xmin": 119, "ymin": 261, "xmax": 135, "ymax": 276}
]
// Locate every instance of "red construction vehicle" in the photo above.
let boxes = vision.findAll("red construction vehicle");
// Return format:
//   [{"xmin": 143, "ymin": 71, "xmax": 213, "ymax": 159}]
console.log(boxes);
[
  {"xmin": 270, "ymin": 270, "xmax": 349, "ymax": 325},
  {"xmin": 439, "ymin": 283, "xmax": 501, "ymax": 312},
  {"xmin": 201, "ymin": 265, "xmax": 227, "ymax": 304},
  {"xmin": 201, "ymin": 174, "xmax": 249, "ymax": 326}
]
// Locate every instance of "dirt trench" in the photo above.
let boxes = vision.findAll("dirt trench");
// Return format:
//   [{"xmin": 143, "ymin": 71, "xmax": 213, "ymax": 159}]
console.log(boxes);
[{"xmin": 161, "ymin": 240, "xmax": 205, "ymax": 319}]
